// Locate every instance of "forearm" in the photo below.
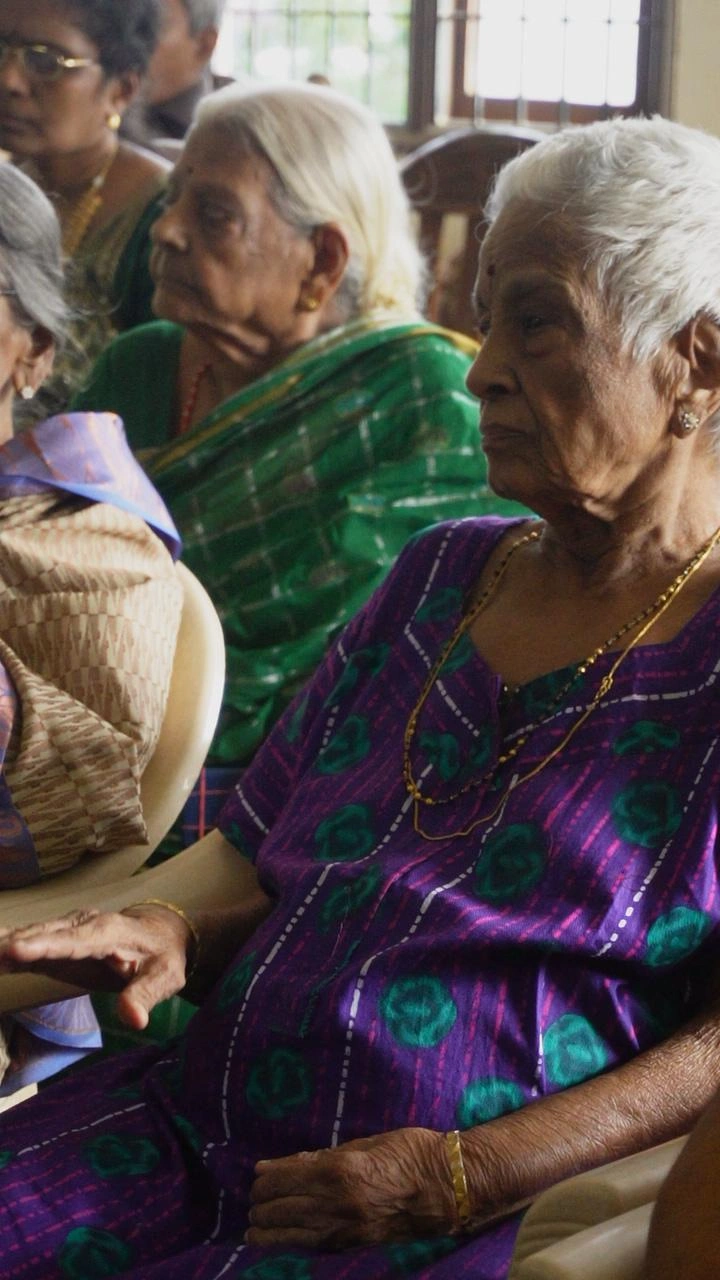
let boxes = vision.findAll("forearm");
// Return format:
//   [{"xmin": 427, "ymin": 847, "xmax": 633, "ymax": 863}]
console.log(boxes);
[
  {"xmin": 460, "ymin": 1000, "xmax": 720, "ymax": 1227},
  {"xmin": 130, "ymin": 829, "xmax": 261, "ymax": 915},
  {"xmin": 0, "ymin": 831, "xmax": 273, "ymax": 1014},
  {"xmin": 94, "ymin": 832, "xmax": 274, "ymax": 996},
  {"xmin": 644, "ymin": 1086, "xmax": 720, "ymax": 1280}
]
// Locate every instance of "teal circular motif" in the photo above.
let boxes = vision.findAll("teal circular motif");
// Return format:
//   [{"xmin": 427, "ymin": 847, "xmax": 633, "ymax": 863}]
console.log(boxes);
[
  {"xmin": 84, "ymin": 1134, "xmax": 161, "ymax": 1178},
  {"xmin": 379, "ymin": 975, "xmax": 457, "ymax": 1048},
  {"xmin": 217, "ymin": 951, "xmax": 256, "ymax": 1010},
  {"xmin": 285, "ymin": 694, "xmax": 309, "ymax": 745},
  {"xmin": 444, "ymin": 727, "xmax": 496, "ymax": 788},
  {"xmin": 319, "ymin": 864, "xmax": 382, "ymax": 932},
  {"xmin": 220, "ymin": 819, "xmax": 246, "ymax": 855},
  {"xmin": 385, "ymin": 1236, "xmax": 457, "ymax": 1273},
  {"xmin": 314, "ymin": 803, "xmax": 375, "ymax": 862},
  {"xmin": 173, "ymin": 1112, "xmax": 203, "ymax": 1155},
  {"xmin": 466, "ymin": 729, "xmax": 493, "ymax": 774},
  {"xmin": 156, "ymin": 1055, "xmax": 184, "ymax": 1098},
  {"xmin": 107, "ymin": 1085, "xmax": 142, "ymax": 1102},
  {"xmin": 415, "ymin": 587, "xmax": 462, "ymax": 623},
  {"xmin": 240, "ymin": 1257, "xmax": 312, "ymax": 1280},
  {"xmin": 456, "ymin": 1077, "xmax": 525, "ymax": 1127},
  {"xmin": 58, "ymin": 1227, "xmax": 133, "ymax": 1279},
  {"xmin": 474, "ymin": 822, "xmax": 548, "ymax": 904},
  {"xmin": 612, "ymin": 781, "xmax": 683, "ymax": 848},
  {"xmin": 246, "ymin": 1048, "xmax": 313, "ymax": 1120},
  {"xmin": 325, "ymin": 644, "xmax": 390, "ymax": 705},
  {"xmin": 439, "ymin": 632, "xmax": 475, "ymax": 676},
  {"xmin": 613, "ymin": 720, "xmax": 681, "ymax": 757},
  {"xmin": 635, "ymin": 979, "xmax": 688, "ymax": 1038},
  {"xmin": 520, "ymin": 664, "xmax": 580, "ymax": 719},
  {"xmin": 645, "ymin": 906, "xmax": 714, "ymax": 967},
  {"xmin": 316, "ymin": 715, "xmax": 370, "ymax": 775},
  {"xmin": 544, "ymin": 1014, "xmax": 608, "ymax": 1087},
  {"xmin": 419, "ymin": 731, "xmax": 461, "ymax": 781}
]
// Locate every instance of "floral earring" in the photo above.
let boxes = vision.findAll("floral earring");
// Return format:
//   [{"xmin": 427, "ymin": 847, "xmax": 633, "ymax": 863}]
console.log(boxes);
[{"xmin": 677, "ymin": 406, "xmax": 701, "ymax": 436}]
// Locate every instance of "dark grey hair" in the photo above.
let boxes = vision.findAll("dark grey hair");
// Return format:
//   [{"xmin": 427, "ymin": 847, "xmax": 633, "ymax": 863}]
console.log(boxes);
[
  {"xmin": 0, "ymin": 164, "xmax": 67, "ymax": 346},
  {"xmin": 181, "ymin": 0, "xmax": 226, "ymax": 33},
  {"xmin": 62, "ymin": 0, "xmax": 162, "ymax": 76}
]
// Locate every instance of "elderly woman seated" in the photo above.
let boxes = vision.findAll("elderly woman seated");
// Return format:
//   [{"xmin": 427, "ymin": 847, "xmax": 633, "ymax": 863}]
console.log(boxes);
[
  {"xmin": 72, "ymin": 81, "xmax": 527, "ymax": 822},
  {"xmin": 3, "ymin": 114, "xmax": 720, "ymax": 1280},
  {"xmin": 0, "ymin": 163, "xmax": 182, "ymax": 1095}
]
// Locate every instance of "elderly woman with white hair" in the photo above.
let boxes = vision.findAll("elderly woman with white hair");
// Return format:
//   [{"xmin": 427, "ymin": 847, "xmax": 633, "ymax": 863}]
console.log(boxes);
[
  {"xmin": 73, "ymin": 80, "xmax": 523, "ymax": 827},
  {"xmin": 6, "ymin": 113, "xmax": 720, "ymax": 1279}
]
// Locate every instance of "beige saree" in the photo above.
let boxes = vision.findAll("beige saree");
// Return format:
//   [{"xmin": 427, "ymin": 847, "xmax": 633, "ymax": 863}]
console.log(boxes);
[{"xmin": 0, "ymin": 410, "xmax": 182, "ymax": 1091}]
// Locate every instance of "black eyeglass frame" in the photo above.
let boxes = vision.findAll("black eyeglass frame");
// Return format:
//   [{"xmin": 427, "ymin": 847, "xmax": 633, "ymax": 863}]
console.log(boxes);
[{"xmin": 0, "ymin": 40, "xmax": 98, "ymax": 81}]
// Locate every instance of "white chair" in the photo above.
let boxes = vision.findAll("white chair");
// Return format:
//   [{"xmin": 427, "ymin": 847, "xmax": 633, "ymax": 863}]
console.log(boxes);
[
  {"xmin": 0, "ymin": 560, "xmax": 225, "ymax": 1016},
  {"xmin": 150, "ymin": 137, "xmax": 185, "ymax": 164},
  {"xmin": 509, "ymin": 1136, "xmax": 688, "ymax": 1279}
]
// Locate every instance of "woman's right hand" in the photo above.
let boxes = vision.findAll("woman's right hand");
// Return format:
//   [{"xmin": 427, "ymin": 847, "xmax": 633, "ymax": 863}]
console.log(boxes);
[{"xmin": 0, "ymin": 903, "xmax": 195, "ymax": 1029}]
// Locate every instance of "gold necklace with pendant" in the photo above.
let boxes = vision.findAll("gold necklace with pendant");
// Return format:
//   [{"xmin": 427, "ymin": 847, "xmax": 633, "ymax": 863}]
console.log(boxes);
[{"xmin": 403, "ymin": 522, "xmax": 720, "ymax": 840}]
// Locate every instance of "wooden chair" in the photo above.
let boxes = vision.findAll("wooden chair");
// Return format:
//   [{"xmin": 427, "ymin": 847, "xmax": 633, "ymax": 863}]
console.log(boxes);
[
  {"xmin": 0, "ymin": 560, "xmax": 226, "ymax": 1016},
  {"xmin": 399, "ymin": 125, "xmax": 544, "ymax": 337}
]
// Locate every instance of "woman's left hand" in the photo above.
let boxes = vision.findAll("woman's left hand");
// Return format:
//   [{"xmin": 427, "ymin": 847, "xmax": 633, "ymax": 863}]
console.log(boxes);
[{"xmin": 247, "ymin": 1127, "xmax": 457, "ymax": 1249}]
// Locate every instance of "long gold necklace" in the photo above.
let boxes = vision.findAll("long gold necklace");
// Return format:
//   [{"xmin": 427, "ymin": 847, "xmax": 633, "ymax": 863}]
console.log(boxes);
[
  {"xmin": 58, "ymin": 144, "xmax": 118, "ymax": 258},
  {"xmin": 403, "ymin": 522, "xmax": 720, "ymax": 839}
]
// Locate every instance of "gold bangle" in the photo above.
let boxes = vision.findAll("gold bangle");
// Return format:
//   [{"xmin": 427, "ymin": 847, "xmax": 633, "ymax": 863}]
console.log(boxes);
[
  {"xmin": 445, "ymin": 1129, "xmax": 472, "ymax": 1229},
  {"xmin": 130, "ymin": 898, "xmax": 200, "ymax": 982}
]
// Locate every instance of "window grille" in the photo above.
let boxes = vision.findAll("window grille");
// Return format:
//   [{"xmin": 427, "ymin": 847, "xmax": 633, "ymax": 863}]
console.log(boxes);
[{"xmin": 215, "ymin": 0, "xmax": 669, "ymax": 131}]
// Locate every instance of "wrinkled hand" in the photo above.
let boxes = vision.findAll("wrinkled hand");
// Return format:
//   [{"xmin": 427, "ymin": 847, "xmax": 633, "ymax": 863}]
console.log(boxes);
[
  {"xmin": 0, "ymin": 905, "xmax": 193, "ymax": 1030},
  {"xmin": 247, "ymin": 1127, "xmax": 457, "ymax": 1250}
]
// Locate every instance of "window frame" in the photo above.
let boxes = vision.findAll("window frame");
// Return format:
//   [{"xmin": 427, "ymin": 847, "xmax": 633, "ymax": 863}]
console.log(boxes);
[
  {"xmin": 407, "ymin": 0, "xmax": 672, "ymax": 132},
  {"xmin": 218, "ymin": 0, "xmax": 672, "ymax": 133}
]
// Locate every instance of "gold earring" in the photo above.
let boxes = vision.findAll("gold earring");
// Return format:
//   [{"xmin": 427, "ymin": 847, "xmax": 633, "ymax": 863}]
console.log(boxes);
[
  {"xmin": 107, "ymin": 112, "xmax": 122, "ymax": 132},
  {"xmin": 302, "ymin": 295, "xmax": 320, "ymax": 312}
]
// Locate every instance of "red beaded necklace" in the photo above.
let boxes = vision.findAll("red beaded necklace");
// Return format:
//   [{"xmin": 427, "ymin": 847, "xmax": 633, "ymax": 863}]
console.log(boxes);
[{"xmin": 175, "ymin": 362, "xmax": 211, "ymax": 436}]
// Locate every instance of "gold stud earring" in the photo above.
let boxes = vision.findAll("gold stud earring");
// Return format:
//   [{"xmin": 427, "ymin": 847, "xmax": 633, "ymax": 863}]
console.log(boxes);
[
  {"xmin": 677, "ymin": 406, "xmax": 701, "ymax": 436},
  {"xmin": 300, "ymin": 290, "xmax": 320, "ymax": 312},
  {"xmin": 107, "ymin": 112, "xmax": 122, "ymax": 131}
]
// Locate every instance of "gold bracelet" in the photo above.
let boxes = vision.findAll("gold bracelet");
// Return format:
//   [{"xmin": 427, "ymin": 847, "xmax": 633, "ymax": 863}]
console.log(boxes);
[
  {"xmin": 130, "ymin": 898, "xmax": 200, "ymax": 982},
  {"xmin": 445, "ymin": 1129, "xmax": 471, "ymax": 1229}
]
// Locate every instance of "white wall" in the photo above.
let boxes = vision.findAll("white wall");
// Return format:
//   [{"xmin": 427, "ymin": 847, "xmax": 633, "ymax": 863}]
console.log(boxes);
[{"xmin": 671, "ymin": 0, "xmax": 720, "ymax": 135}]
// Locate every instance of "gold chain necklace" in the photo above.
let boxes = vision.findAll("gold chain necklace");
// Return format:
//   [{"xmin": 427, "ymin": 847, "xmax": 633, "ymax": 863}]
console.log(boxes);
[
  {"xmin": 57, "ymin": 144, "xmax": 118, "ymax": 258},
  {"xmin": 403, "ymin": 522, "xmax": 720, "ymax": 840}
]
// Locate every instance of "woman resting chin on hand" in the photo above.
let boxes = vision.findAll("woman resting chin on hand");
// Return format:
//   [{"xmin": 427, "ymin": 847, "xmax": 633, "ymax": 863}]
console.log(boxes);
[{"xmin": 4, "ymin": 116, "xmax": 720, "ymax": 1280}]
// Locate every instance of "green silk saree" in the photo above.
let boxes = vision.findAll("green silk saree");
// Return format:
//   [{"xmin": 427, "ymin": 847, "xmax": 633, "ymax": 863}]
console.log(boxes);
[{"xmin": 74, "ymin": 313, "xmax": 528, "ymax": 766}]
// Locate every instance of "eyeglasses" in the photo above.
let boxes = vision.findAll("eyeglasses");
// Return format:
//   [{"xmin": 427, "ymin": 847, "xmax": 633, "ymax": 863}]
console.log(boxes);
[{"xmin": 0, "ymin": 40, "xmax": 98, "ymax": 82}]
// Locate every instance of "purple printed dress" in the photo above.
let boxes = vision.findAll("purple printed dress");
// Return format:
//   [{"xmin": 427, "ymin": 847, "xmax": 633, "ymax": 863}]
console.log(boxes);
[{"xmin": 1, "ymin": 516, "xmax": 720, "ymax": 1280}]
